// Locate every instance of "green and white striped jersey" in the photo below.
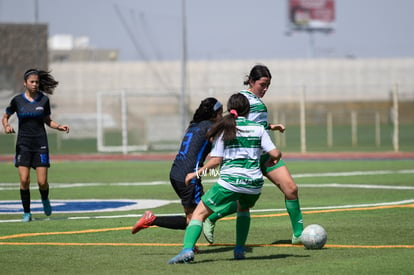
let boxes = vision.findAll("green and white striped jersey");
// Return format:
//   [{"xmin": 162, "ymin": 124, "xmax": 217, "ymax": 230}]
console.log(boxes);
[
  {"xmin": 210, "ymin": 117, "xmax": 276, "ymax": 194},
  {"xmin": 239, "ymin": 90, "xmax": 269, "ymax": 129}
]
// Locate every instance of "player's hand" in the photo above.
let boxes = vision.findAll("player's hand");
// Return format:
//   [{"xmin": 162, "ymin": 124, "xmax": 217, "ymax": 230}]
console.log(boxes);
[
  {"xmin": 4, "ymin": 125, "xmax": 15, "ymax": 134},
  {"xmin": 185, "ymin": 172, "xmax": 197, "ymax": 185},
  {"xmin": 57, "ymin": 124, "xmax": 70, "ymax": 133},
  {"xmin": 265, "ymin": 158, "xmax": 279, "ymax": 167},
  {"xmin": 269, "ymin": 123, "xmax": 285, "ymax": 133}
]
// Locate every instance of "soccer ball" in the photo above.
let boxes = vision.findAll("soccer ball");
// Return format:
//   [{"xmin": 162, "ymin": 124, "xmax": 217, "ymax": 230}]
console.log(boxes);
[{"xmin": 301, "ymin": 224, "xmax": 327, "ymax": 249}]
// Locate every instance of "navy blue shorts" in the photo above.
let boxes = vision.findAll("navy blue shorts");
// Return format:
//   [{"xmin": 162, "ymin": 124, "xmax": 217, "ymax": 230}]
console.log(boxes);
[
  {"xmin": 15, "ymin": 144, "xmax": 50, "ymax": 169},
  {"xmin": 170, "ymin": 177, "xmax": 204, "ymax": 209}
]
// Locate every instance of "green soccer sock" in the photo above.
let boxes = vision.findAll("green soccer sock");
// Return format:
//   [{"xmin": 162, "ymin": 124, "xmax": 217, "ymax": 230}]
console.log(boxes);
[
  {"xmin": 235, "ymin": 211, "xmax": 251, "ymax": 247},
  {"xmin": 285, "ymin": 199, "xmax": 304, "ymax": 237},
  {"xmin": 207, "ymin": 201, "xmax": 238, "ymax": 223},
  {"xmin": 183, "ymin": 219, "xmax": 203, "ymax": 249}
]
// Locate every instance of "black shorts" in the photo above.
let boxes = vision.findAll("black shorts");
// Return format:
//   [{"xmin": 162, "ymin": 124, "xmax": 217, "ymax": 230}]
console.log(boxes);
[
  {"xmin": 170, "ymin": 176, "xmax": 204, "ymax": 209},
  {"xmin": 15, "ymin": 144, "xmax": 50, "ymax": 169}
]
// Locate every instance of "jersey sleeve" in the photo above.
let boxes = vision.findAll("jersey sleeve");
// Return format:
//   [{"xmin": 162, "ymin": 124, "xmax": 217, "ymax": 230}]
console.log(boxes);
[
  {"xmin": 261, "ymin": 129, "xmax": 276, "ymax": 153},
  {"xmin": 210, "ymin": 134, "xmax": 225, "ymax": 157},
  {"xmin": 5, "ymin": 97, "xmax": 17, "ymax": 115},
  {"xmin": 44, "ymin": 96, "xmax": 51, "ymax": 116}
]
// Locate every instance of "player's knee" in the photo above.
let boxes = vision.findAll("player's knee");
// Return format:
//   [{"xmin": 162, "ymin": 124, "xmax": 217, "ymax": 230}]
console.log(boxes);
[
  {"xmin": 19, "ymin": 178, "xmax": 30, "ymax": 188},
  {"xmin": 284, "ymin": 183, "xmax": 298, "ymax": 199},
  {"xmin": 37, "ymin": 181, "xmax": 49, "ymax": 189}
]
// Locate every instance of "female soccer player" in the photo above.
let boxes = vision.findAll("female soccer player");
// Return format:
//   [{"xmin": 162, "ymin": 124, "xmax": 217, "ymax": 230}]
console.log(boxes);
[
  {"xmin": 131, "ymin": 97, "xmax": 223, "ymax": 233},
  {"xmin": 2, "ymin": 69, "xmax": 69, "ymax": 222},
  {"xmin": 168, "ymin": 93, "xmax": 282, "ymax": 264},
  {"xmin": 203, "ymin": 64, "xmax": 304, "ymax": 245}
]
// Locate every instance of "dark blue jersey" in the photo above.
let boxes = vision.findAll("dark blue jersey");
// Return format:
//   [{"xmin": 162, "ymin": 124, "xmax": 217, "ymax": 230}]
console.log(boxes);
[
  {"xmin": 5, "ymin": 92, "xmax": 51, "ymax": 150},
  {"xmin": 170, "ymin": 120, "xmax": 213, "ymax": 182}
]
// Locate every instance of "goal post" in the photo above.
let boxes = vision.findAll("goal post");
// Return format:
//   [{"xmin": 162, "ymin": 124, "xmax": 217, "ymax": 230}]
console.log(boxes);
[{"xmin": 96, "ymin": 90, "xmax": 182, "ymax": 154}]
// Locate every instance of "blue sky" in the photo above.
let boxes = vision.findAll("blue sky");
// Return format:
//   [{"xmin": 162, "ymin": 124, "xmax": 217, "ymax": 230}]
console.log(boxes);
[{"xmin": 1, "ymin": 0, "xmax": 413, "ymax": 61}]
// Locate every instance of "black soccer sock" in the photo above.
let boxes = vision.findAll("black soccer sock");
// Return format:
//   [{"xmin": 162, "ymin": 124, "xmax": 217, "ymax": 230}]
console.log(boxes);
[
  {"xmin": 152, "ymin": 216, "xmax": 187, "ymax": 230},
  {"xmin": 20, "ymin": 189, "xmax": 31, "ymax": 213},
  {"xmin": 39, "ymin": 188, "xmax": 49, "ymax": 201}
]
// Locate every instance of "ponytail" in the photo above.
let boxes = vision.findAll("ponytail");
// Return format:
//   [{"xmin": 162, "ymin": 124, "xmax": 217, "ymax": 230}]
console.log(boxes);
[
  {"xmin": 207, "ymin": 93, "xmax": 250, "ymax": 142},
  {"xmin": 24, "ymin": 69, "xmax": 59, "ymax": 94},
  {"xmin": 191, "ymin": 97, "xmax": 222, "ymax": 124}
]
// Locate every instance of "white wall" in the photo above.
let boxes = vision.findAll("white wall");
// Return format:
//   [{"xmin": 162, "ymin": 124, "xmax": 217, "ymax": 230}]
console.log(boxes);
[{"xmin": 49, "ymin": 58, "xmax": 414, "ymax": 115}]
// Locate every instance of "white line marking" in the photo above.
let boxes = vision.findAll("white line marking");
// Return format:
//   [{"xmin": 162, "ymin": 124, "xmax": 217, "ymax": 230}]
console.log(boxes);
[
  {"xmin": 297, "ymin": 183, "xmax": 414, "ymax": 190},
  {"xmin": 1, "ymin": 169, "xmax": 413, "ymax": 222},
  {"xmin": 1, "ymin": 169, "xmax": 413, "ymax": 190},
  {"xmin": 1, "ymin": 199, "xmax": 413, "ymax": 223},
  {"xmin": 292, "ymin": 169, "xmax": 414, "ymax": 178},
  {"xmin": 3, "ymin": 181, "xmax": 412, "ymax": 190},
  {"xmin": 249, "ymin": 199, "xmax": 414, "ymax": 212}
]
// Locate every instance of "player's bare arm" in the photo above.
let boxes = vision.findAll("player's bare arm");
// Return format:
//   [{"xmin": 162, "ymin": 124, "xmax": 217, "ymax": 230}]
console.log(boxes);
[
  {"xmin": 185, "ymin": 156, "xmax": 222, "ymax": 185},
  {"xmin": 44, "ymin": 116, "xmax": 70, "ymax": 133},
  {"xmin": 2, "ymin": 113, "xmax": 15, "ymax": 134},
  {"xmin": 268, "ymin": 123, "xmax": 286, "ymax": 133}
]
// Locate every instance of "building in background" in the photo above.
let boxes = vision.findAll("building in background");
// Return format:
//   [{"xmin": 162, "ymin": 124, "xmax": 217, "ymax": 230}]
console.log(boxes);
[
  {"xmin": 0, "ymin": 23, "xmax": 48, "ymax": 95},
  {"xmin": 0, "ymin": 24, "xmax": 118, "ymax": 101},
  {"xmin": 48, "ymin": 34, "xmax": 118, "ymax": 63},
  {"xmin": 0, "ymin": 22, "xmax": 413, "ymax": 154}
]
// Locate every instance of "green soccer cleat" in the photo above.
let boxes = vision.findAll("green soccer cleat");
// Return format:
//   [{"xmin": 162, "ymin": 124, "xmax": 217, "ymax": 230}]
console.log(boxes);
[
  {"xmin": 292, "ymin": 234, "xmax": 302, "ymax": 245},
  {"xmin": 202, "ymin": 218, "xmax": 215, "ymax": 244},
  {"xmin": 168, "ymin": 249, "xmax": 194, "ymax": 264}
]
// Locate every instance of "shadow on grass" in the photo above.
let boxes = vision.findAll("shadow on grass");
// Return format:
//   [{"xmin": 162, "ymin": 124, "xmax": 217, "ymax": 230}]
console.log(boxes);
[
  {"xmin": 199, "ymin": 246, "xmax": 250, "ymax": 254},
  {"xmin": 272, "ymin": 239, "xmax": 293, "ymax": 245},
  {"xmin": 195, "ymin": 253, "xmax": 309, "ymax": 264},
  {"xmin": 242, "ymin": 254, "xmax": 309, "ymax": 261},
  {"xmin": 197, "ymin": 245, "xmax": 310, "ymax": 262}
]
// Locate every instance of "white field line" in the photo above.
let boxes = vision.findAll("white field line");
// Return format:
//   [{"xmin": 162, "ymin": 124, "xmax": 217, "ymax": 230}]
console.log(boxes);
[
  {"xmin": 1, "ymin": 199, "xmax": 413, "ymax": 223},
  {"xmin": 1, "ymin": 169, "xmax": 413, "ymax": 222},
  {"xmin": 298, "ymin": 183, "xmax": 414, "ymax": 190},
  {"xmin": 249, "ymin": 199, "xmax": 414, "ymax": 213},
  {"xmin": 292, "ymin": 169, "xmax": 414, "ymax": 178},
  {"xmin": 1, "ymin": 169, "xmax": 414, "ymax": 190}
]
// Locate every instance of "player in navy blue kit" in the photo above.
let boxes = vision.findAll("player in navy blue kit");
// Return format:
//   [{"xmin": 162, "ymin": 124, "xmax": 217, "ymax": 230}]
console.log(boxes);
[
  {"xmin": 132, "ymin": 97, "xmax": 223, "ymax": 234},
  {"xmin": 2, "ymin": 69, "xmax": 69, "ymax": 222}
]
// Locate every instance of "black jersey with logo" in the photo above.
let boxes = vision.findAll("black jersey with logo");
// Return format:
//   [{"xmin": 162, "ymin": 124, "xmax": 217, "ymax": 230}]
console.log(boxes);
[
  {"xmin": 169, "ymin": 120, "xmax": 213, "ymax": 182},
  {"xmin": 5, "ymin": 92, "xmax": 51, "ymax": 150}
]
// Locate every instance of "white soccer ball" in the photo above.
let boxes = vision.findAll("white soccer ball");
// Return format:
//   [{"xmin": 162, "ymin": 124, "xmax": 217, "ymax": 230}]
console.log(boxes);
[{"xmin": 301, "ymin": 224, "xmax": 327, "ymax": 249}]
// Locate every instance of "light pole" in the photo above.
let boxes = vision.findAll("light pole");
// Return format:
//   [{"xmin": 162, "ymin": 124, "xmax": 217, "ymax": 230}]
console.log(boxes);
[
  {"xmin": 180, "ymin": 0, "xmax": 188, "ymax": 134},
  {"xmin": 34, "ymin": 0, "xmax": 40, "ymax": 67}
]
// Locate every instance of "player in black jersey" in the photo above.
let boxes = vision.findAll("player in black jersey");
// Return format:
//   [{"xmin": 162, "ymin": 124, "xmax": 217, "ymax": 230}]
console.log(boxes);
[
  {"xmin": 132, "ymin": 97, "xmax": 223, "ymax": 234},
  {"xmin": 2, "ymin": 69, "xmax": 69, "ymax": 222}
]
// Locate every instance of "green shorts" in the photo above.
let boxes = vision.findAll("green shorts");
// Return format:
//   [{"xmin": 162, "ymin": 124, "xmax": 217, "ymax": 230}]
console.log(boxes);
[
  {"xmin": 260, "ymin": 153, "xmax": 285, "ymax": 175},
  {"xmin": 202, "ymin": 184, "xmax": 260, "ymax": 215}
]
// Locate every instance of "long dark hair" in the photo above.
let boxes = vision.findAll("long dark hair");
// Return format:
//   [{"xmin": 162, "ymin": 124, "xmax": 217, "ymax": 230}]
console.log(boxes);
[
  {"xmin": 24, "ymin": 68, "xmax": 59, "ymax": 94},
  {"xmin": 243, "ymin": 64, "xmax": 272, "ymax": 86},
  {"xmin": 190, "ymin": 97, "xmax": 222, "ymax": 124},
  {"xmin": 207, "ymin": 93, "xmax": 250, "ymax": 142}
]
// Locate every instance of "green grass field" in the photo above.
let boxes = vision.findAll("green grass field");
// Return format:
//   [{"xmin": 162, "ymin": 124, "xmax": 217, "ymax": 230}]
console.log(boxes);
[
  {"xmin": 1, "ymin": 159, "xmax": 413, "ymax": 274},
  {"xmin": 0, "ymin": 122, "xmax": 413, "ymax": 154}
]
